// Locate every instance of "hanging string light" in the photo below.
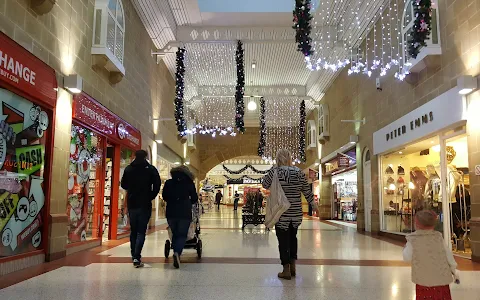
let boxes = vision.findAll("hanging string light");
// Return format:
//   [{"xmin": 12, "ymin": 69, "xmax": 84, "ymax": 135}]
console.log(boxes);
[
  {"xmin": 235, "ymin": 40, "xmax": 245, "ymax": 133},
  {"xmin": 257, "ymin": 97, "xmax": 266, "ymax": 157},
  {"xmin": 299, "ymin": 100, "xmax": 306, "ymax": 163},
  {"xmin": 174, "ymin": 47, "xmax": 187, "ymax": 136}
]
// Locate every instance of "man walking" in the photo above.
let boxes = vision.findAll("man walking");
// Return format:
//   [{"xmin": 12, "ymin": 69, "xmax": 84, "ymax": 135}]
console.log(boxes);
[
  {"xmin": 121, "ymin": 150, "xmax": 161, "ymax": 268},
  {"xmin": 215, "ymin": 190, "xmax": 223, "ymax": 210},
  {"xmin": 233, "ymin": 191, "xmax": 240, "ymax": 211}
]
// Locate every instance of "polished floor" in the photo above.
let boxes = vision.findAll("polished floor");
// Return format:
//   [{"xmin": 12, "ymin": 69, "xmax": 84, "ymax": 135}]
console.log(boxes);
[{"xmin": 1, "ymin": 206, "xmax": 480, "ymax": 300}]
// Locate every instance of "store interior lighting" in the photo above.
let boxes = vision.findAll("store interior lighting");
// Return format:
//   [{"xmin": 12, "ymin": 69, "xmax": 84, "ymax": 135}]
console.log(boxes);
[
  {"xmin": 63, "ymin": 74, "xmax": 83, "ymax": 94},
  {"xmin": 457, "ymin": 75, "xmax": 477, "ymax": 95}
]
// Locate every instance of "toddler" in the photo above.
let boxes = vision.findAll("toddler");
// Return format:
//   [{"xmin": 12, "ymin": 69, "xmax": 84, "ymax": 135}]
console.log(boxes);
[{"xmin": 403, "ymin": 210, "xmax": 460, "ymax": 300}]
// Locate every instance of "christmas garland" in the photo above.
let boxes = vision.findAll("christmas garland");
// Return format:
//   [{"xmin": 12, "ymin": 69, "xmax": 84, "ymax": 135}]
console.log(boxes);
[
  {"xmin": 174, "ymin": 48, "xmax": 187, "ymax": 136},
  {"xmin": 408, "ymin": 0, "xmax": 432, "ymax": 59},
  {"xmin": 299, "ymin": 100, "xmax": 306, "ymax": 162},
  {"xmin": 293, "ymin": 0, "xmax": 314, "ymax": 58},
  {"xmin": 257, "ymin": 97, "xmax": 266, "ymax": 157},
  {"xmin": 223, "ymin": 174, "xmax": 263, "ymax": 181},
  {"xmin": 235, "ymin": 40, "xmax": 245, "ymax": 133},
  {"xmin": 222, "ymin": 164, "xmax": 272, "ymax": 175}
]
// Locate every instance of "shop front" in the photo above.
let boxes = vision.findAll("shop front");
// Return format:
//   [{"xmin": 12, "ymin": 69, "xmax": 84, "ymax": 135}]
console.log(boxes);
[
  {"xmin": 66, "ymin": 93, "xmax": 141, "ymax": 248},
  {"xmin": 0, "ymin": 33, "xmax": 57, "ymax": 265},
  {"xmin": 323, "ymin": 149, "xmax": 357, "ymax": 222},
  {"xmin": 373, "ymin": 87, "xmax": 469, "ymax": 255}
]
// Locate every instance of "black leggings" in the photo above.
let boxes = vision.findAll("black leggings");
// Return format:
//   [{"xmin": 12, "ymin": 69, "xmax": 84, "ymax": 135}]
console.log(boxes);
[{"xmin": 275, "ymin": 222, "xmax": 298, "ymax": 265}]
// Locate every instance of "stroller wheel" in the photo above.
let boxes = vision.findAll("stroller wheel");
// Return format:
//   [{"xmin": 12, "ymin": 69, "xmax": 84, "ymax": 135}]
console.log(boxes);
[
  {"xmin": 196, "ymin": 239, "xmax": 202, "ymax": 258},
  {"xmin": 165, "ymin": 240, "xmax": 171, "ymax": 258}
]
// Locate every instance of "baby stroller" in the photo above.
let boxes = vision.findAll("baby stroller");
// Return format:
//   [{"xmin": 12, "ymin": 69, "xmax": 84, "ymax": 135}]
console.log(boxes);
[{"xmin": 164, "ymin": 202, "xmax": 202, "ymax": 258}]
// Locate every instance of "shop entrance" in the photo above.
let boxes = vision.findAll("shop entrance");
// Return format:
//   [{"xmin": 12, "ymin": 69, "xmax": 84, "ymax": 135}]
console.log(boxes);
[{"xmin": 332, "ymin": 169, "xmax": 358, "ymax": 222}]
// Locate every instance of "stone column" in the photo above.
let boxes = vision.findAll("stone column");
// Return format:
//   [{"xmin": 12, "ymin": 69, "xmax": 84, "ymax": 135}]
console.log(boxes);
[
  {"xmin": 466, "ymin": 91, "xmax": 480, "ymax": 261},
  {"xmin": 318, "ymin": 174, "xmax": 332, "ymax": 219},
  {"xmin": 46, "ymin": 89, "xmax": 73, "ymax": 261},
  {"xmin": 370, "ymin": 153, "xmax": 382, "ymax": 233}
]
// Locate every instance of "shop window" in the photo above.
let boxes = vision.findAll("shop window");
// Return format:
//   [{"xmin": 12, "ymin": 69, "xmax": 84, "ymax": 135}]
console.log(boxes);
[
  {"xmin": 365, "ymin": 150, "xmax": 371, "ymax": 162},
  {"xmin": 92, "ymin": 0, "xmax": 126, "ymax": 82},
  {"xmin": 118, "ymin": 147, "xmax": 134, "ymax": 235},
  {"xmin": 401, "ymin": 0, "xmax": 441, "ymax": 73},
  {"xmin": 306, "ymin": 120, "xmax": 317, "ymax": 149},
  {"xmin": 67, "ymin": 125, "xmax": 103, "ymax": 243},
  {"xmin": 318, "ymin": 104, "xmax": 329, "ymax": 141},
  {"xmin": 0, "ymin": 88, "xmax": 52, "ymax": 257}
]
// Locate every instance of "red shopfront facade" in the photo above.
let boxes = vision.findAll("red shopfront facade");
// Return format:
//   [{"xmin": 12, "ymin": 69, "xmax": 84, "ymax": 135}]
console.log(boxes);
[
  {"xmin": 0, "ymin": 32, "xmax": 57, "ymax": 262},
  {"xmin": 66, "ymin": 92, "xmax": 141, "ymax": 247}
]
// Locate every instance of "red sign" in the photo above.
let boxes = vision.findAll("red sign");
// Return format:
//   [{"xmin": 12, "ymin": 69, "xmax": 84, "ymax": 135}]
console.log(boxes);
[
  {"xmin": 73, "ymin": 93, "xmax": 141, "ymax": 150},
  {"xmin": 0, "ymin": 32, "xmax": 57, "ymax": 108}
]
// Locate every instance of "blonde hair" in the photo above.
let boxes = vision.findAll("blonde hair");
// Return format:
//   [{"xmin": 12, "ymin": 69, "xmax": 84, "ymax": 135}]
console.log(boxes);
[
  {"xmin": 276, "ymin": 149, "xmax": 292, "ymax": 167},
  {"xmin": 415, "ymin": 210, "xmax": 437, "ymax": 228}
]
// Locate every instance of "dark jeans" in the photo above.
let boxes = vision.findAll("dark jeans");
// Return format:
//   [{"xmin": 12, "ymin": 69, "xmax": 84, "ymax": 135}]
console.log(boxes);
[
  {"xmin": 216, "ymin": 201, "xmax": 220, "ymax": 210},
  {"xmin": 275, "ymin": 222, "xmax": 298, "ymax": 265},
  {"xmin": 234, "ymin": 199, "xmax": 239, "ymax": 210},
  {"xmin": 168, "ymin": 218, "xmax": 191, "ymax": 255},
  {"xmin": 129, "ymin": 208, "xmax": 151, "ymax": 261}
]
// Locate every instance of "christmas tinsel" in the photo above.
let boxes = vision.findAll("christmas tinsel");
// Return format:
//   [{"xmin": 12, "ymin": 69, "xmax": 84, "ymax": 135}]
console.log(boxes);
[
  {"xmin": 293, "ymin": 0, "xmax": 314, "ymax": 57},
  {"xmin": 257, "ymin": 97, "xmax": 266, "ymax": 157},
  {"xmin": 299, "ymin": 100, "xmax": 306, "ymax": 162},
  {"xmin": 223, "ymin": 174, "xmax": 263, "ymax": 181},
  {"xmin": 222, "ymin": 164, "xmax": 271, "ymax": 175},
  {"xmin": 408, "ymin": 0, "xmax": 432, "ymax": 59},
  {"xmin": 174, "ymin": 48, "xmax": 187, "ymax": 136},
  {"xmin": 235, "ymin": 40, "xmax": 245, "ymax": 133}
]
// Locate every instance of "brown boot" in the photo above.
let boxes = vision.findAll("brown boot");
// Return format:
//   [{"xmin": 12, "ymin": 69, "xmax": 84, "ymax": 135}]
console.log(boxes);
[
  {"xmin": 290, "ymin": 260, "xmax": 296, "ymax": 277},
  {"xmin": 278, "ymin": 264, "xmax": 292, "ymax": 280}
]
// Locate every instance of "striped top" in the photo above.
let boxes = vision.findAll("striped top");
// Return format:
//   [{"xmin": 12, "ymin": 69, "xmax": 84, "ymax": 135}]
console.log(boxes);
[{"xmin": 262, "ymin": 166, "xmax": 314, "ymax": 229}]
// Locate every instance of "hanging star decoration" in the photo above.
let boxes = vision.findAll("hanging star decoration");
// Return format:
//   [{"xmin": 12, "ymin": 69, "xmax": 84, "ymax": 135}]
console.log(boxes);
[
  {"xmin": 235, "ymin": 40, "xmax": 245, "ymax": 133},
  {"xmin": 408, "ymin": 0, "xmax": 432, "ymax": 59},
  {"xmin": 292, "ymin": 0, "xmax": 314, "ymax": 58},
  {"xmin": 174, "ymin": 48, "xmax": 187, "ymax": 136}
]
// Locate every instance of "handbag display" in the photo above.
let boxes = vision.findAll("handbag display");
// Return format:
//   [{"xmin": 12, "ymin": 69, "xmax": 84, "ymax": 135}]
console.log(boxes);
[{"xmin": 265, "ymin": 168, "xmax": 291, "ymax": 229}]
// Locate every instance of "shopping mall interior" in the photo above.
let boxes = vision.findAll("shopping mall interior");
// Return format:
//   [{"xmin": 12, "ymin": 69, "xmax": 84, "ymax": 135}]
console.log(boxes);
[{"xmin": 2, "ymin": 0, "xmax": 480, "ymax": 299}]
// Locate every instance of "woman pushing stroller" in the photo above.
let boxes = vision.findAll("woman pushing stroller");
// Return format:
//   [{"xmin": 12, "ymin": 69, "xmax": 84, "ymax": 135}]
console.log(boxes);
[{"xmin": 162, "ymin": 165, "xmax": 198, "ymax": 268}]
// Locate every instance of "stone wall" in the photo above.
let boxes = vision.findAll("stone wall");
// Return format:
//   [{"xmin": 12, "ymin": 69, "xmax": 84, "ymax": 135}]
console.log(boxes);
[
  {"xmin": 318, "ymin": 0, "xmax": 480, "ymax": 243},
  {"xmin": 0, "ymin": 0, "xmax": 193, "ymax": 271}
]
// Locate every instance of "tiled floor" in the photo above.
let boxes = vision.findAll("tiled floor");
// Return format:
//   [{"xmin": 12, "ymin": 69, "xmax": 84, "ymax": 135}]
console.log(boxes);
[{"xmin": 1, "ymin": 206, "xmax": 480, "ymax": 299}]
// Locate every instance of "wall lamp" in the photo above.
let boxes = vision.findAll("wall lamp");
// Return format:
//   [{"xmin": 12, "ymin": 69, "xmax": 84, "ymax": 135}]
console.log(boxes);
[
  {"xmin": 457, "ymin": 75, "xmax": 477, "ymax": 95},
  {"xmin": 63, "ymin": 74, "xmax": 83, "ymax": 94},
  {"xmin": 154, "ymin": 133, "xmax": 163, "ymax": 144}
]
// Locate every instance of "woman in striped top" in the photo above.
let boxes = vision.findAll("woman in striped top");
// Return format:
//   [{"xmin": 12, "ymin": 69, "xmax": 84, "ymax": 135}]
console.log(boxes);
[{"xmin": 262, "ymin": 149, "xmax": 315, "ymax": 280}]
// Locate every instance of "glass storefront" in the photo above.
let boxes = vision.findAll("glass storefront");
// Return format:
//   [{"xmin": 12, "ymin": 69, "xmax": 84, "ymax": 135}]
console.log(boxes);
[
  {"xmin": 379, "ymin": 129, "xmax": 471, "ymax": 255},
  {"xmin": 332, "ymin": 169, "xmax": 358, "ymax": 221},
  {"xmin": 0, "ymin": 88, "xmax": 52, "ymax": 257},
  {"xmin": 67, "ymin": 125, "xmax": 104, "ymax": 243},
  {"xmin": 118, "ymin": 147, "xmax": 134, "ymax": 235}
]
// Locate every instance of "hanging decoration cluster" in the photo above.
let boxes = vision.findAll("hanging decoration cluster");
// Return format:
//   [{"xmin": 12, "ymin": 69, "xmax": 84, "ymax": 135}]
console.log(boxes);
[
  {"xmin": 293, "ymin": 0, "xmax": 314, "ymax": 58},
  {"xmin": 235, "ymin": 40, "xmax": 245, "ymax": 133},
  {"xmin": 222, "ymin": 164, "xmax": 271, "ymax": 175},
  {"xmin": 257, "ymin": 97, "xmax": 266, "ymax": 157},
  {"xmin": 186, "ymin": 97, "xmax": 237, "ymax": 137},
  {"xmin": 174, "ymin": 48, "xmax": 187, "ymax": 136},
  {"xmin": 299, "ymin": 100, "xmax": 306, "ymax": 163},
  {"xmin": 408, "ymin": 0, "xmax": 432, "ymax": 59}
]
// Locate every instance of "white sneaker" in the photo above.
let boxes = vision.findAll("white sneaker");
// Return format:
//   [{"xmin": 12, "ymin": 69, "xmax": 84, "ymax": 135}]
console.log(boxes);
[{"xmin": 173, "ymin": 253, "xmax": 180, "ymax": 269}]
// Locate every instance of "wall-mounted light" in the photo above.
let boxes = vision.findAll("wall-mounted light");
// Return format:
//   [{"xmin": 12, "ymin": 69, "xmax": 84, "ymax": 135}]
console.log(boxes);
[
  {"xmin": 251, "ymin": 61, "xmax": 256, "ymax": 69},
  {"xmin": 63, "ymin": 74, "xmax": 83, "ymax": 94},
  {"xmin": 185, "ymin": 158, "xmax": 191, "ymax": 165},
  {"xmin": 247, "ymin": 97, "xmax": 257, "ymax": 111},
  {"xmin": 457, "ymin": 75, "xmax": 477, "ymax": 95},
  {"xmin": 154, "ymin": 133, "xmax": 163, "ymax": 144},
  {"xmin": 314, "ymin": 159, "xmax": 320, "ymax": 166},
  {"xmin": 349, "ymin": 135, "xmax": 359, "ymax": 144}
]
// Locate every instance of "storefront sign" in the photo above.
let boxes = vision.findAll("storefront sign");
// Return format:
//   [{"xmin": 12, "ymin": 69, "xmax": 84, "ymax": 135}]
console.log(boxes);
[
  {"xmin": 338, "ymin": 155, "xmax": 349, "ymax": 168},
  {"xmin": 0, "ymin": 32, "xmax": 57, "ymax": 108},
  {"xmin": 373, "ymin": 87, "xmax": 465, "ymax": 155},
  {"xmin": 73, "ymin": 93, "xmax": 141, "ymax": 150},
  {"xmin": 227, "ymin": 178, "xmax": 262, "ymax": 185},
  {"xmin": 324, "ymin": 149, "xmax": 356, "ymax": 175}
]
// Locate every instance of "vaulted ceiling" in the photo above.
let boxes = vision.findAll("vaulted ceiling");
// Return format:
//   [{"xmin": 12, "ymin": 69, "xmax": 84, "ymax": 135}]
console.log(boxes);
[{"xmin": 132, "ymin": 0, "xmax": 389, "ymax": 121}]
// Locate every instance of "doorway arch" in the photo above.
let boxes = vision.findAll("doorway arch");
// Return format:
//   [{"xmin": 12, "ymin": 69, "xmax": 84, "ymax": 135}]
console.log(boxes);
[{"xmin": 363, "ymin": 148, "xmax": 372, "ymax": 232}]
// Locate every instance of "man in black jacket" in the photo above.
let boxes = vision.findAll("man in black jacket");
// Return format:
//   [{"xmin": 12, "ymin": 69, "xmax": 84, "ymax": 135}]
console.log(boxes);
[{"xmin": 121, "ymin": 150, "xmax": 161, "ymax": 268}]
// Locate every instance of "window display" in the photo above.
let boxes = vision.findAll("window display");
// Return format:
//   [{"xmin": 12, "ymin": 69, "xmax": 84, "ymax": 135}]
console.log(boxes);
[
  {"xmin": 0, "ymin": 88, "xmax": 51, "ymax": 257},
  {"xmin": 380, "ymin": 132, "xmax": 471, "ymax": 255},
  {"xmin": 332, "ymin": 170, "xmax": 358, "ymax": 221},
  {"xmin": 67, "ymin": 125, "xmax": 103, "ymax": 243}
]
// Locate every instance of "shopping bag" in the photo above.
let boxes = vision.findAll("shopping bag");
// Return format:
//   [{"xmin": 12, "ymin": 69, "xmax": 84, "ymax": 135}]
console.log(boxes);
[
  {"xmin": 265, "ymin": 169, "xmax": 290, "ymax": 229},
  {"xmin": 187, "ymin": 222, "xmax": 196, "ymax": 240}
]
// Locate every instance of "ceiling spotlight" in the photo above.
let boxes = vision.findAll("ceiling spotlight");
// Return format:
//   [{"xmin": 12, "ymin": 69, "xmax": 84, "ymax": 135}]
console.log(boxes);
[
  {"xmin": 251, "ymin": 61, "xmax": 256, "ymax": 69},
  {"xmin": 247, "ymin": 98, "xmax": 257, "ymax": 111}
]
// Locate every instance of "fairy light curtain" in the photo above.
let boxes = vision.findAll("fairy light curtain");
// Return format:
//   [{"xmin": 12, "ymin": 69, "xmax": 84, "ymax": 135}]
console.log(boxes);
[{"xmin": 188, "ymin": 97, "xmax": 237, "ymax": 136}]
